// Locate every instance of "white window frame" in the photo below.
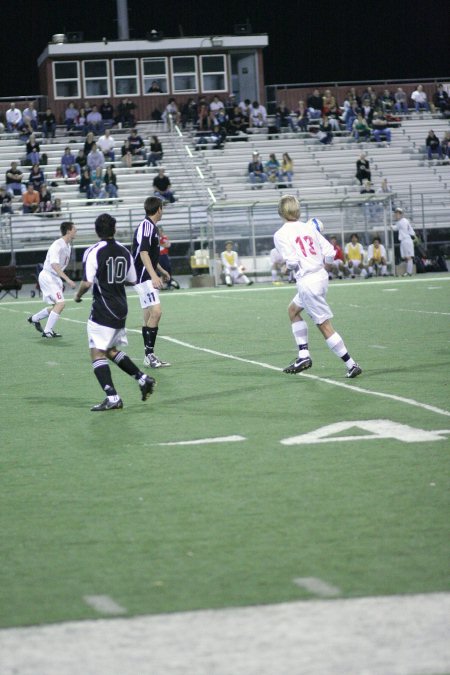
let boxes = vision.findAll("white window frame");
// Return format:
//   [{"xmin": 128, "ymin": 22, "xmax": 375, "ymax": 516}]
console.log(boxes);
[
  {"xmin": 112, "ymin": 58, "xmax": 140, "ymax": 97},
  {"xmin": 171, "ymin": 56, "xmax": 198, "ymax": 93},
  {"xmin": 200, "ymin": 54, "xmax": 227, "ymax": 93},
  {"xmin": 142, "ymin": 56, "xmax": 169, "ymax": 95},
  {"xmin": 53, "ymin": 61, "xmax": 80, "ymax": 100},
  {"xmin": 82, "ymin": 59, "xmax": 110, "ymax": 98}
]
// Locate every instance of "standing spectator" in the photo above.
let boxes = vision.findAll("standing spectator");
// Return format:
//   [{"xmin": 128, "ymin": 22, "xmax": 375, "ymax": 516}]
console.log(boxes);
[
  {"xmin": 22, "ymin": 183, "xmax": 40, "ymax": 213},
  {"xmin": 25, "ymin": 134, "xmax": 41, "ymax": 165},
  {"xmin": 64, "ymin": 103, "xmax": 79, "ymax": 131},
  {"xmin": 280, "ymin": 153, "xmax": 294, "ymax": 187},
  {"xmin": 307, "ymin": 89, "xmax": 323, "ymax": 119},
  {"xmin": 103, "ymin": 165, "xmax": 118, "ymax": 199},
  {"xmin": 432, "ymin": 84, "xmax": 449, "ymax": 116},
  {"xmin": 394, "ymin": 87, "xmax": 408, "ymax": 114},
  {"xmin": 131, "ymin": 197, "xmax": 171, "ymax": 368},
  {"xmin": 28, "ymin": 164, "xmax": 46, "ymax": 191},
  {"xmin": 42, "ymin": 108, "xmax": 57, "ymax": 139},
  {"xmin": 87, "ymin": 143, "xmax": 105, "ymax": 179},
  {"xmin": 153, "ymin": 168, "xmax": 176, "ymax": 203},
  {"xmin": 248, "ymin": 151, "xmax": 268, "ymax": 188},
  {"xmin": 128, "ymin": 129, "xmax": 147, "ymax": 162},
  {"xmin": 411, "ymin": 85, "xmax": 430, "ymax": 112},
  {"xmin": 97, "ymin": 129, "xmax": 115, "ymax": 161},
  {"xmin": 27, "ymin": 221, "xmax": 77, "ymax": 338},
  {"xmin": 86, "ymin": 105, "xmax": 104, "ymax": 134},
  {"xmin": 100, "ymin": 99, "xmax": 114, "ymax": 127},
  {"xmin": 274, "ymin": 195, "xmax": 361, "ymax": 378},
  {"xmin": 425, "ymin": 130, "xmax": 443, "ymax": 160},
  {"xmin": 391, "ymin": 207, "xmax": 416, "ymax": 276},
  {"xmin": 146, "ymin": 135, "xmax": 163, "ymax": 166},
  {"xmin": 22, "ymin": 102, "xmax": 38, "ymax": 131},
  {"xmin": 73, "ymin": 213, "xmax": 155, "ymax": 411},
  {"xmin": 6, "ymin": 102, "xmax": 23, "ymax": 132},
  {"xmin": 61, "ymin": 147, "xmax": 80, "ymax": 178},
  {"xmin": 355, "ymin": 153, "xmax": 371, "ymax": 184},
  {"xmin": 221, "ymin": 240, "xmax": 253, "ymax": 287},
  {"xmin": 5, "ymin": 161, "xmax": 25, "ymax": 196},
  {"xmin": 367, "ymin": 237, "xmax": 388, "ymax": 277}
]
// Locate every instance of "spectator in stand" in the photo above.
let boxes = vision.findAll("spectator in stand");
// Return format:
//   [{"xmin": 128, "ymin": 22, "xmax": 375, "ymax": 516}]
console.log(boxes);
[
  {"xmin": 441, "ymin": 131, "xmax": 450, "ymax": 161},
  {"xmin": 76, "ymin": 148, "xmax": 87, "ymax": 172},
  {"xmin": 116, "ymin": 98, "xmax": 137, "ymax": 128},
  {"xmin": 224, "ymin": 93, "xmax": 237, "ymax": 116},
  {"xmin": 228, "ymin": 105, "xmax": 248, "ymax": 134},
  {"xmin": 25, "ymin": 134, "xmax": 41, "ymax": 165},
  {"xmin": 280, "ymin": 153, "xmax": 294, "ymax": 187},
  {"xmin": 318, "ymin": 115, "xmax": 333, "ymax": 144},
  {"xmin": 210, "ymin": 124, "xmax": 227, "ymax": 149},
  {"xmin": 352, "ymin": 113, "xmax": 371, "ymax": 142},
  {"xmin": 83, "ymin": 100, "xmax": 93, "ymax": 115},
  {"xmin": 38, "ymin": 184, "xmax": 53, "ymax": 214},
  {"xmin": 87, "ymin": 143, "xmax": 105, "ymax": 179},
  {"xmin": 6, "ymin": 102, "xmax": 23, "ymax": 132},
  {"xmin": 209, "ymin": 95, "xmax": 224, "ymax": 116},
  {"xmin": 86, "ymin": 105, "xmax": 104, "ymax": 134},
  {"xmin": 367, "ymin": 237, "xmax": 388, "ymax": 277},
  {"xmin": 275, "ymin": 101, "xmax": 295, "ymax": 132},
  {"xmin": 0, "ymin": 187, "xmax": 13, "ymax": 214},
  {"xmin": 97, "ymin": 128, "xmax": 115, "ymax": 161},
  {"xmin": 180, "ymin": 98, "xmax": 198, "ymax": 129},
  {"xmin": 42, "ymin": 108, "xmax": 57, "ymax": 139},
  {"xmin": 355, "ymin": 153, "xmax": 371, "ymax": 184},
  {"xmin": 197, "ymin": 98, "xmax": 210, "ymax": 130},
  {"xmin": 100, "ymin": 99, "xmax": 114, "ymax": 128},
  {"xmin": 394, "ymin": 87, "xmax": 408, "ymax": 114},
  {"xmin": 65, "ymin": 165, "xmax": 80, "ymax": 184},
  {"xmin": 103, "ymin": 165, "xmax": 118, "ymax": 200},
  {"xmin": 238, "ymin": 98, "xmax": 251, "ymax": 119},
  {"xmin": 213, "ymin": 107, "xmax": 228, "ymax": 130},
  {"xmin": 89, "ymin": 178, "xmax": 107, "ymax": 203},
  {"xmin": 61, "ymin": 147, "xmax": 81, "ymax": 178},
  {"xmin": 322, "ymin": 90, "xmax": 340, "ymax": 130},
  {"xmin": 345, "ymin": 233, "xmax": 367, "ymax": 278},
  {"xmin": 65, "ymin": 102, "xmax": 79, "ymax": 131},
  {"xmin": 425, "ymin": 130, "xmax": 443, "ymax": 161},
  {"xmin": 158, "ymin": 226, "xmax": 176, "ymax": 288},
  {"xmin": 5, "ymin": 161, "xmax": 25, "ymax": 195},
  {"xmin": 28, "ymin": 164, "xmax": 46, "ymax": 191},
  {"xmin": 361, "ymin": 99, "xmax": 374, "ymax": 125},
  {"xmin": 411, "ymin": 85, "xmax": 430, "ymax": 112},
  {"xmin": 328, "ymin": 236, "xmax": 346, "ymax": 279},
  {"xmin": 307, "ymin": 89, "xmax": 323, "ymax": 119},
  {"xmin": 73, "ymin": 107, "xmax": 87, "ymax": 134},
  {"xmin": 379, "ymin": 89, "xmax": 395, "ymax": 114},
  {"xmin": 48, "ymin": 197, "xmax": 62, "ymax": 217},
  {"xmin": 162, "ymin": 98, "xmax": 180, "ymax": 126},
  {"xmin": 265, "ymin": 153, "xmax": 281, "ymax": 184},
  {"xmin": 79, "ymin": 167, "xmax": 92, "ymax": 198},
  {"xmin": 22, "ymin": 102, "xmax": 38, "ymax": 131},
  {"xmin": 128, "ymin": 128, "xmax": 147, "ymax": 162},
  {"xmin": 360, "ymin": 179, "xmax": 375, "ymax": 194},
  {"xmin": 371, "ymin": 111, "xmax": 392, "ymax": 145},
  {"xmin": 248, "ymin": 151, "xmax": 268, "ymax": 188},
  {"xmin": 22, "ymin": 182, "xmax": 40, "ymax": 213},
  {"xmin": 361, "ymin": 87, "xmax": 377, "ymax": 107},
  {"xmin": 433, "ymin": 84, "xmax": 449, "ymax": 116},
  {"xmin": 249, "ymin": 100, "xmax": 267, "ymax": 129},
  {"xmin": 147, "ymin": 80, "xmax": 162, "ymax": 93},
  {"xmin": 83, "ymin": 131, "xmax": 96, "ymax": 157},
  {"xmin": 342, "ymin": 100, "xmax": 360, "ymax": 132},
  {"xmin": 294, "ymin": 100, "xmax": 309, "ymax": 132},
  {"xmin": 153, "ymin": 168, "xmax": 176, "ymax": 203},
  {"xmin": 121, "ymin": 139, "xmax": 133, "ymax": 168}
]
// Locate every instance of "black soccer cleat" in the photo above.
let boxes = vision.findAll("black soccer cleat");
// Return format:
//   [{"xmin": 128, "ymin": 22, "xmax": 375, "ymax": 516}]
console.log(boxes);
[
  {"xmin": 42, "ymin": 330, "xmax": 62, "ymax": 338},
  {"xmin": 28, "ymin": 316, "xmax": 43, "ymax": 333},
  {"xmin": 140, "ymin": 375, "xmax": 156, "ymax": 401},
  {"xmin": 346, "ymin": 363, "xmax": 362, "ymax": 379},
  {"xmin": 283, "ymin": 356, "xmax": 312, "ymax": 374},
  {"xmin": 91, "ymin": 397, "xmax": 124, "ymax": 411}
]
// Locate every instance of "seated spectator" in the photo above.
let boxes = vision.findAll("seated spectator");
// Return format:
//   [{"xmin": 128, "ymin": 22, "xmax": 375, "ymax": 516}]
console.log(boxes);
[
  {"xmin": 22, "ymin": 182, "xmax": 40, "ymax": 213},
  {"xmin": 307, "ymin": 89, "xmax": 323, "ymax": 119},
  {"xmin": 65, "ymin": 102, "xmax": 79, "ymax": 131},
  {"xmin": 48, "ymin": 197, "xmax": 62, "ymax": 217},
  {"xmin": 210, "ymin": 124, "xmax": 226, "ymax": 149},
  {"xmin": 209, "ymin": 95, "xmax": 224, "ymax": 116},
  {"xmin": 318, "ymin": 115, "xmax": 333, "ymax": 144},
  {"xmin": 197, "ymin": 98, "xmax": 211, "ymax": 130},
  {"xmin": 224, "ymin": 93, "xmax": 237, "ymax": 116},
  {"xmin": 377, "ymin": 178, "xmax": 394, "ymax": 208},
  {"xmin": 180, "ymin": 98, "xmax": 198, "ymax": 129},
  {"xmin": 100, "ymin": 99, "xmax": 114, "ymax": 127},
  {"xmin": 322, "ymin": 90, "xmax": 340, "ymax": 129},
  {"xmin": 147, "ymin": 80, "xmax": 162, "ymax": 93},
  {"xmin": 343, "ymin": 100, "xmax": 360, "ymax": 132},
  {"xmin": 86, "ymin": 105, "xmax": 104, "ymax": 134},
  {"xmin": 83, "ymin": 131, "xmax": 96, "ymax": 157},
  {"xmin": 360, "ymin": 179, "xmax": 375, "ymax": 194},
  {"xmin": 37, "ymin": 184, "xmax": 53, "ymax": 213},
  {"xmin": 153, "ymin": 168, "xmax": 176, "ymax": 203},
  {"xmin": 89, "ymin": 178, "xmax": 107, "ymax": 203},
  {"xmin": 22, "ymin": 102, "xmax": 38, "ymax": 131},
  {"xmin": 280, "ymin": 152, "xmax": 294, "ymax": 187},
  {"xmin": 65, "ymin": 164, "xmax": 80, "ymax": 184},
  {"xmin": 5, "ymin": 161, "xmax": 25, "ymax": 195},
  {"xmin": 103, "ymin": 165, "xmax": 118, "ymax": 199},
  {"xmin": 249, "ymin": 100, "xmax": 267, "ymax": 128},
  {"xmin": 367, "ymin": 237, "xmax": 388, "ymax": 277},
  {"xmin": 97, "ymin": 129, "xmax": 115, "ymax": 161},
  {"xmin": 6, "ymin": 102, "xmax": 23, "ymax": 132},
  {"xmin": 371, "ymin": 112, "xmax": 392, "ymax": 145},
  {"xmin": 87, "ymin": 143, "xmax": 105, "ymax": 179},
  {"xmin": 411, "ymin": 85, "xmax": 430, "ymax": 112},
  {"xmin": 432, "ymin": 84, "xmax": 449, "ymax": 116},
  {"xmin": 328, "ymin": 236, "xmax": 346, "ymax": 279},
  {"xmin": 345, "ymin": 233, "xmax": 367, "ymax": 278},
  {"xmin": 42, "ymin": 108, "xmax": 57, "ymax": 139},
  {"xmin": 361, "ymin": 101, "xmax": 374, "ymax": 125},
  {"xmin": 162, "ymin": 98, "xmax": 180, "ymax": 126},
  {"xmin": 352, "ymin": 114, "xmax": 371, "ymax": 142},
  {"xmin": 61, "ymin": 147, "xmax": 81, "ymax": 178},
  {"xmin": 128, "ymin": 128, "xmax": 146, "ymax": 161},
  {"xmin": 79, "ymin": 167, "xmax": 92, "ymax": 196},
  {"xmin": 394, "ymin": 87, "xmax": 408, "ymax": 114},
  {"xmin": 355, "ymin": 153, "xmax": 371, "ymax": 184},
  {"xmin": 294, "ymin": 100, "xmax": 309, "ymax": 132},
  {"xmin": 361, "ymin": 86, "xmax": 377, "ymax": 107},
  {"xmin": 0, "ymin": 187, "xmax": 13, "ymax": 214},
  {"xmin": 441, "ymin": 131, "xmax": 450, "ymax": 161},
  {"xmin": 121, "ymin": 139, "xmax": 133, "ymax": 168},
  {"xmin": 76, "ymin": 149, "xmax": 87, "ymax": 171},
  {"xmin": 238, "ymin": 98, "xmax": 251, "ymax": 119},
  {"xmin": 73, "ymin": 107, "xmax": 87, "ymax": 134},
  {"xmin": 275, "ymin": 101, "xmax": 294, "ymax": 132},
  {"xmin": 379, "ymin": 89, "xmax": 395, "ymax": 114},
  {"xmin": 28, "ymin": 163, "xmax": 45, "ymax": 191},
  {"xmin": 116, "ymin": 97, "xmax": 137, "ymax": 128},
  {"xmin": 227, "ymin": 106, "xmax": 248, "ymax": 135},
  {"xmin": 265, "ymin": 153, "xmax": 281, "ymax": 184},
  {"xmin": 248, "ymin": 151, "xmax": 267, "ymax": 188},
  {"xmin": 25, "ymin": 134, "xmax": 41, "ymax": 165},
  {"xmin": 425, "ymin": 130, "xmax": 443, "ymax": 160},
  {"xmin": 213, "ymin": 107, "xmax": 228, "ymax": 130}
]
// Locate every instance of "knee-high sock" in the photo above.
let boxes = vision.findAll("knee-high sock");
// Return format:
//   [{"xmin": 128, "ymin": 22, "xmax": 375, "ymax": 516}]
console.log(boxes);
[
  {"xmin": 92, "ymin": 358, "xmax": 117, "ymax": 396},
  {"xmin": 325, "ymin": 332, "xmax": 355, "ymax": 370},
  {"xmin": 31, "ymin": 308, "xmax": 50, "ymax": 322},
  {"xmin": 44, "ymin": 310, "xmax": 60, "ymax": 333},
  {"xmin": 292, "ymin": 320, "xmax": 309, "ymax": 358},
  {"xmin": 112, "ymin": 351, "xmax": 146, "ymax": 385},
  {"xmin": 142, "ymin": 326, "xmax": 158, "ymax": 356}
]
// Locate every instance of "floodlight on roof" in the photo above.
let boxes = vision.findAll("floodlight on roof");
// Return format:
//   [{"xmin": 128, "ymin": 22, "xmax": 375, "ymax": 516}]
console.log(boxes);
[{"xmin": 52, "ymin": 34, "xmax": 67, "ymax": 44}]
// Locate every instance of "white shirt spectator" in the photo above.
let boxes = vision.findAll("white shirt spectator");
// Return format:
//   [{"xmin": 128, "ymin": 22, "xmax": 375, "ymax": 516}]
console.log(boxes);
[
  {"xmin": 97, "ymin": 132, "xmax": 115, "ymax": 155},
  {"xmin": 6, "ymin": 105, "xmax": 22, "ymax": 127}
]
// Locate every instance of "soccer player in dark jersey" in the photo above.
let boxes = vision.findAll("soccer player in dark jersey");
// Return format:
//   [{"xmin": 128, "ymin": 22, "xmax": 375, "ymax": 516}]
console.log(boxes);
[
  {"xmin": 74, "ymin": 213, "xmax": 155, "ymax": 411},
  {"xmin": 132, "ymin": 196, "xmax": 171, "ymax": 368}
]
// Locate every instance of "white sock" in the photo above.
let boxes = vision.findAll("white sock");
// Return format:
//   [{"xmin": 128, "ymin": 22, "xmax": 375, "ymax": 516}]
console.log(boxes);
[
  {"xmin": 368, "ymin": 266, "xmax": 374, "ymax": 275},
  {"xmin": 32, "ymin": 308, "xmax": 50, "ymax": 322},
  {"xmin": 406, "ymin": 259, "xmax": 413, "ymax": 275},
  {"xmin": 44, "ymin": 310, "xmax": 60, "ymax": 333},
  {"xmin": 292, "ymin": 320, "xmax": 310, "ymax": 358},
  {"xmin": 381, "ymin": 264, "xmax": 387, "ymax": 275},
  {"xmin": 326, "ymin": 332, "xmax": 355, "ymax": 369},
  {"xmin": 271, "ymin": 269, "xmax": 279, "ymax": 281}
]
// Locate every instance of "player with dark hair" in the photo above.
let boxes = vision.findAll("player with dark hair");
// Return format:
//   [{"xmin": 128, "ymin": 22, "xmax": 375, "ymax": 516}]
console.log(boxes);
[
  {"xmin": 74, "ymin": 213, "xmax": 155, "ymax": 411},
  {"xmin": 132, "ymin": 196, "xmax": 171, "ymax": 368},
  {"xmin": 27, "ymin": 221, "xmax": 77, "ymax": 338}
]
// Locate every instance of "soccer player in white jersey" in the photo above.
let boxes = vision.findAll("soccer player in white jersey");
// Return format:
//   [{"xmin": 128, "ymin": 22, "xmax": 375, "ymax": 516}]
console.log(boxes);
[
  {"xmin": 391, "ymin": 207, "xmax": 416, "ymax": 276},
  {"xmin": 27, "ymin": 221, "xmax": 77, "ymax": 338},
  {"xmin": 274, "ymin": 195, "xmax": 362, "ymax": 378},
  {"xmin": 220, "ymin": 241, "xmax": 253, "ymax": 286}
]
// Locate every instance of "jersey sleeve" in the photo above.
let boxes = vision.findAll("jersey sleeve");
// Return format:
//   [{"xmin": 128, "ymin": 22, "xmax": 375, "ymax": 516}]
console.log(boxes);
[{"xmin": 83, "ymin": 246, "xmax": 99, "ymax": 283}]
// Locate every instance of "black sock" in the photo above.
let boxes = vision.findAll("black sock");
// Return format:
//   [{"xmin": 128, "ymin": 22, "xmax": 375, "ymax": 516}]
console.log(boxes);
[
  {"xmin": 92, "ymin": 359, "xmax": 117, "ymax": 395},
  {"xmin": 142, "ymin": 326, "xmax": 158, "ymax": 356},
  {"xmin": 112, "ymin": 351, "xmax": 143, "ymax": 380}
]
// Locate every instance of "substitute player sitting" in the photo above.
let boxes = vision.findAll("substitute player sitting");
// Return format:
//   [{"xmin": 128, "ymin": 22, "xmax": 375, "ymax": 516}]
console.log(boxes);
[
  {"xmin": 221, "ymin": 240, "xmax": 253, "ymax": 287},
  {"xmin": 27, "ymin": 221, "xmax": 77, "ymax": 338},
  {"xmin": 345, "ymin": 233, "xmax": 367, "ymax": 278},
  {"xmin": 367, "ymin": 237, "xmax": 388, "ymax": 277},
  {"xmin": 328, "ymin": 236, "xmax": 346, "ymax": 279}
]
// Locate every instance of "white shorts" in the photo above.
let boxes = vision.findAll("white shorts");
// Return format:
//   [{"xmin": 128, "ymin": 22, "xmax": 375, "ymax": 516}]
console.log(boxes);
[
  {"xmin": 400, "ymin": 238, "xmax": 414, "ymax": 259},
  {"xmin": 87, "ymin": 319, "xmax": 128, "ymax": 351},
  {"xmin": 39, "ymin": 270, "xmax": 64, "ymax": 305},
  {"xmin": 292, "ymin": 269, "xmax": 333, "ymax": 324},
  {"xmin": 135, "ymin": 280, "xmax": 160, "ymax": 308}
]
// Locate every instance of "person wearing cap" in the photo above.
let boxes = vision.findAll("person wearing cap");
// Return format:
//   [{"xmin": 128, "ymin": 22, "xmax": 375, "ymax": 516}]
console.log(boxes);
[
  {"xmin": 220, "ymin": 241, "xmax": 253, "ymax": 287},
  {"xmin": 248, "ymin": 152, "xmax": 267, "ymax": 188},
  {"xmin": 391, "ymin": 208, "xmax": 417, "ymax": 276}
]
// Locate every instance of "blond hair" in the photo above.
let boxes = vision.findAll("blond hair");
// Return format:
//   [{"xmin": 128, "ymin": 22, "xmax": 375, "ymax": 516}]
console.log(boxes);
[{"xmin": 278, "ymin": 194, "xmax": 300, "ymax": 221}]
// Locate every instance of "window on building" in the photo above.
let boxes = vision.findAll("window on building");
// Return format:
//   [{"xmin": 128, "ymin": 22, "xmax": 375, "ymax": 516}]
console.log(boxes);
[
  {"xmin": 200, "ymin": 55, "xmax": 227, "ymax": 92},
  {"xmin": 171, "ymin": 56, "xmax": 198, "ymax": 93},
  {"xmin": 142, "ymin": 57, "xmax": 168, "ymax": 94},
  {"xmin": 53, "ymin": 61, "xmax": 80, "ymax": 98},
  {"xmin": 83, "ymin": 60, "xmax": 110, "ymax": 97},
  {"xmin": 113, "ymin": 59, "xmax": 139, "ymax": 96}
]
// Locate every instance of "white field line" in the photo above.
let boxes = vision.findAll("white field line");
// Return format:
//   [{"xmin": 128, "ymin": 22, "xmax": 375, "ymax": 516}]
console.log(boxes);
[
  {"xmin": 293, "ymin": 577, "xmax": 341, "ymax": 597},
  {"xmin": 83, "ymin": 595, "xmax": 127, "ymax": 615},
  {"xmin": 157, "ymin": 435, "xmax": 246, "ymax": 446}
]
